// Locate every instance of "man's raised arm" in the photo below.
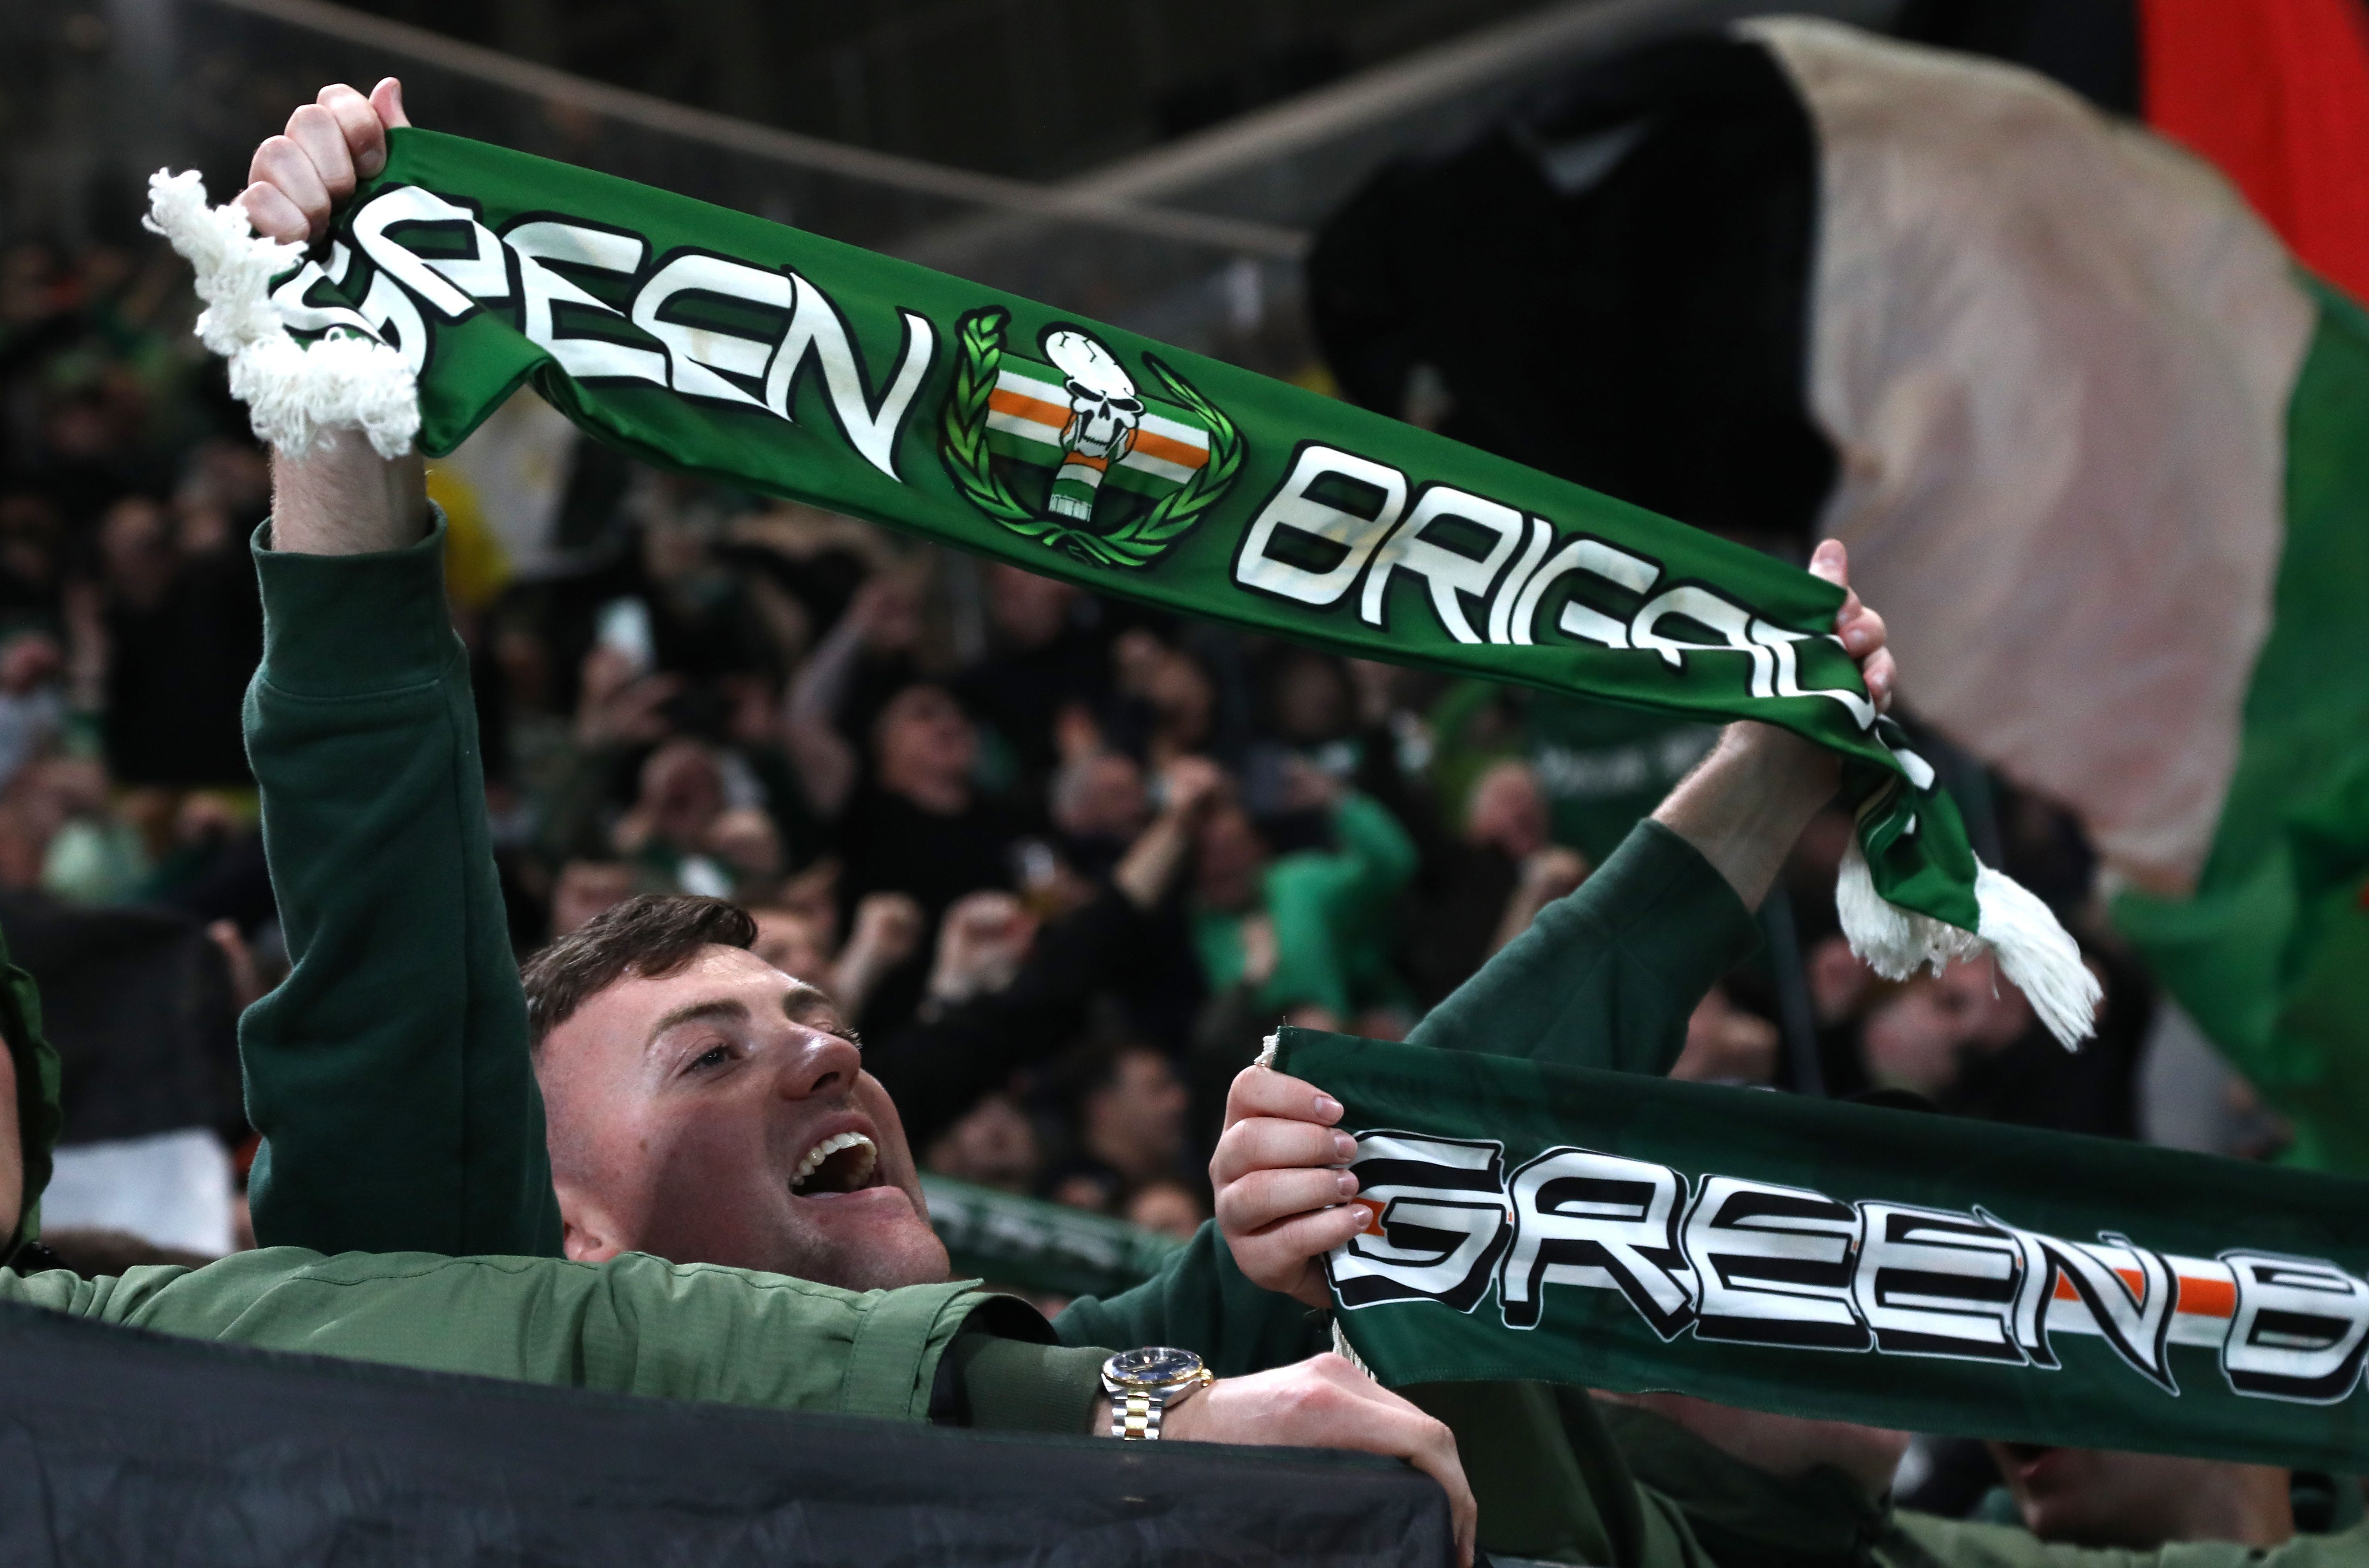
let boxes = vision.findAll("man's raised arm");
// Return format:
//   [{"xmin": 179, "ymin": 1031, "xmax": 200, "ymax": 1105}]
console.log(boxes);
[
  {"xmin": 234, "ymin": 77, "xmax": 558, "ymax": 1258},
  {"xmin": 1217, "ymin": 543, "xmax": 1894, "ymax": 1306},
  {"xmin": 244, "ymin": 408, "xmax": 561, "ymax": 1257},
  {"xmin": 1404, "ymin": 539, "xmax": 1892, "ymax": 1075}
]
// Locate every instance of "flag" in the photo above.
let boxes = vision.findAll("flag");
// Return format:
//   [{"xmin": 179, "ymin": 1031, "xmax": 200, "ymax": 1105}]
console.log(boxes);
[{"xmin": 1307, "ymin": 17, "xmax": 2369, "ymax": 1170}]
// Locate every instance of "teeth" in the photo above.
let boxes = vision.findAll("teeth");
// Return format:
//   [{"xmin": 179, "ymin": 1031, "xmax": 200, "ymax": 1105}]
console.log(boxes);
[{"xmin": 790, "ymin": 1131, "xmax": 877, "ymax": 1194}]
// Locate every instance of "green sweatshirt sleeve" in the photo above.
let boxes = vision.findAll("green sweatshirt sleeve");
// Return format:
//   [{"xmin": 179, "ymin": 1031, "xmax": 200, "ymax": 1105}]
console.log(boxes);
[
  {"xmin": 0, "ymin": 1246, "xmax": 989, "ymax": 1421},
  {"xmin": 1053, "ymin": 1219, "xmax": 1330, "ymax": 1377},
  {"xmin": 1405, "ymin": 818, "xmax": 1759, "ymax": 1076},
  {"xmin": 241, "ymin": 515, "xmax": 562, "ymax": 1259},
  {"xmin": 942, "ymin": 1332, "xmax": 1110, "ymax": 1432}
]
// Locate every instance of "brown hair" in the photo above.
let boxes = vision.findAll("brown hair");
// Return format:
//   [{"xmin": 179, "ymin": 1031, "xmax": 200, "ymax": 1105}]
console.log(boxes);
[{"xmin": 521, "ymin": 894, "xmax": 756, "ymax": 1050}]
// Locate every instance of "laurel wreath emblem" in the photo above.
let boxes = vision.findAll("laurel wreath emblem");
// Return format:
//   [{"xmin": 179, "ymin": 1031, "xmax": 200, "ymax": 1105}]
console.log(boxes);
[{"xmin": 938, "ymin": 306, "xmax": 1243, "ymax": 569}]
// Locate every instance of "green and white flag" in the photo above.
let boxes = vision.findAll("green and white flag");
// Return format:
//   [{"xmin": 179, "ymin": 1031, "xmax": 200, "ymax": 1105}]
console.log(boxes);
[
  {"xmin": 142, "ymin": 128, "xmax": 2096, "ymax": 1038},
  {"xmin": 1740, "ymin": 22, "xmax": 2369, "ymax": 1167},
  {"xmin": 1271, "ymin": 1026, "xmax": 2369, "ymax": 1472}
]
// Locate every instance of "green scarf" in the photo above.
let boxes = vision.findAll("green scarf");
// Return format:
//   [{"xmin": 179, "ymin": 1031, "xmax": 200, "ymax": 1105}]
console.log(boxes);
[
  {"xmin": 1270, "ymin": 1026, "xmax": 2369, "ymax": 1472},
  {"xmin": 144, "ymin": 127, "xmax": 2093, "ymax": 1040}
]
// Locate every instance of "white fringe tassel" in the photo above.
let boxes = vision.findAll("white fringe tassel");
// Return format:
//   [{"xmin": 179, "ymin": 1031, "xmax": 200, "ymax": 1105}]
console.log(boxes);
[
  {"xmin": 1836, "ymin": 837, "xmax": 2101, "ymax": 1049},
  {"xmin": 141, "ymin": 168, "xmax": 419, "ymax": 460}
]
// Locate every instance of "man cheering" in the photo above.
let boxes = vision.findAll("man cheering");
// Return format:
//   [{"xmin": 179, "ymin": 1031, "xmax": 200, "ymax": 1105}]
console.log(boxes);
[{"xmin": 226, "ymin": 77, "xmax": 1892, "ymax": 1364}]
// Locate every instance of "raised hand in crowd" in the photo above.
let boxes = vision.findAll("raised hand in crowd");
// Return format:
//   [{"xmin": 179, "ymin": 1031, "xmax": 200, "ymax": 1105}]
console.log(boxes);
[
  {"xmin": 831, "ymin": 892, "xmax": 924, "ymax": 1020},
  {"xmin": 924, "ymin": 890, "xmax": 1037, "ymax": 1009},
  {"xmin": 236, "ymin": 78, "xmax": 433, "ymax": 560},
  {"xmin": 1111, "ymin": 753, "xmax": 1226, "ymax": 911},
  {"xmin": 1486, "ymin": 843, "xmax": 1589, "ymax": 958},
  {"xmin": 1670, "ymin": 984, "xmax": 1780, "ymax": 1086},
  {"xmin": 780, "ymin": 573, "xmax": 923, "ymax": 819},
  {"xmin": 573, "ymin": 643, "xmax": 680, "ymax": 750},
  {"xmin": 1650, "ymin": 538, "xmax": 1890, "ymax": 908}
]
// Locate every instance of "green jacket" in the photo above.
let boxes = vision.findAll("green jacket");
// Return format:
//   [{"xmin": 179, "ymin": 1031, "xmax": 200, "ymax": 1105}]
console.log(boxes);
[{"xmin": 0, "ymin": 1246, "xmax": 989, "ymax": 1420}]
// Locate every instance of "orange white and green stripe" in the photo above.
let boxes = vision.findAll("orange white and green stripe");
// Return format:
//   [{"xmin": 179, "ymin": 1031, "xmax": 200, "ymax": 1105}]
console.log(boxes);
[{"xmin": 984, "ymin": 358, "xmax": 1211, "ymax": 497}]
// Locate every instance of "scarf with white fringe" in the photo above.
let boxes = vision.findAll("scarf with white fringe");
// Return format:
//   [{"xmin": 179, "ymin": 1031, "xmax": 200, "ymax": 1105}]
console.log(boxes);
[{"xmin": 145, "ymin": 128, "xmax": 2097, "ymax": 1042}]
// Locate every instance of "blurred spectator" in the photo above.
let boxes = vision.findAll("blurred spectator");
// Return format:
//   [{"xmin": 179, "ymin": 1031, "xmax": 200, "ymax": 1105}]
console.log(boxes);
[
  {"xmin": 91, "ymin": 479, "xmax": 263, "ymax": 789},
  {"xmin": 1860, "ymin": 953, "xmax": 2142, "ymax": 1138},
  {"xmin": 550, "ymin": 857, "xmax": 635, "ymax": 939},
  {"xmin": 924, "ymin": 1092, "xmax": 1043, "ymax": 1194},
  {"xmin": 1986, "ymin": 1444, "xmax": 2294, "ymax": 1550},
  {"xmin": 747, "ymin": 890, "xmax": 922, "ymax": 1026},
  {"xmin": 0, "ymin": 630, "xmax": 65, "ymax": 792},
  {"xmin": 1671, "ymin": 984, "xmax": 1781, "ymax": 1087},
  {"xmin": 1190, "ymin": 761, "xmax": 1416, "ymax": 1034},
  {"xmin": 953, "ymin": 563, "xmax": 1115, "ymax": 796},
  {"xmin": 1125, "ymin": 1176, "xmax": 1209, "ymax": 1241},
  {"xmin": 1404, "ymin": 758, "xmax": 1588, "ymax": 1007},
  {"xmin": 1046, "ymin": 1039, "xmax": 1192, "ymax": 1215}
]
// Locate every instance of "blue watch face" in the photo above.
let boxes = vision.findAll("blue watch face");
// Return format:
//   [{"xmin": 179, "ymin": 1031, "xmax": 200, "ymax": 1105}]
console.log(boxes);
[{"xmin": 1108, "ymin": 1346, "xmax": 1203, "ymax": 1388}]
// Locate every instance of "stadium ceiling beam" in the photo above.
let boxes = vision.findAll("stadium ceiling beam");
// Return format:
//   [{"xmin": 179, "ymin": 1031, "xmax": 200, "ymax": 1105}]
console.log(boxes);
[
  {"xmin": 195, "ymin": 0, "xmax": 1309, "ymax": 258},
  {"xmin": 891, "ymin": 0, "xmax": 1896, "ymax": 270},
  {"xmin": 1049, "ymin": 0, "xmax": 1747, "ymax": 213}
]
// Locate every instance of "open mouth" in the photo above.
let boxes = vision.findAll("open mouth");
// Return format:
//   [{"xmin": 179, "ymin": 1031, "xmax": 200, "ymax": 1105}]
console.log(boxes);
[{"xmin": 790, "ymin": 1130, "xmax": 880, "ymax": 1196}]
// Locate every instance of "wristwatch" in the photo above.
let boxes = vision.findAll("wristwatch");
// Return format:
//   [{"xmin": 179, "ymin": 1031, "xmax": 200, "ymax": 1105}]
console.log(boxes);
[{"xmin": 1100, "ymin": 1347, "xmax": 1214, "ymax": 1440}]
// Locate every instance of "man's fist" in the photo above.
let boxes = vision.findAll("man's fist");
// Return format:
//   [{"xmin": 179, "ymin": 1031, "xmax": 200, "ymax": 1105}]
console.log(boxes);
[
  {"xmin": 240, "ymin": 80, "xmax": 410, "ymax": 246},
  {"xmin": 1163, "ymin": 1353, "xmax": 1475, "ymax": 1568},
  {"xmin": 244, "ymin": 79, "xmax": 429, "ymax": 553},
  {"xmin": 1810, "ymin": 538, "xmax": 1893, "ymax": 713},
  {"xmin": 1211, "ymin": 1063, "xmax": 1367, "ymax": 1311}
]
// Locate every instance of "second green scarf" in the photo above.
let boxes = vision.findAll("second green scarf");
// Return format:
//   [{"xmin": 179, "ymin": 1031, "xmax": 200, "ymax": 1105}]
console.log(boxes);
[{"xmin": 1274, "ymin": 1026, "xmax": 2369, "ymax": 1472}]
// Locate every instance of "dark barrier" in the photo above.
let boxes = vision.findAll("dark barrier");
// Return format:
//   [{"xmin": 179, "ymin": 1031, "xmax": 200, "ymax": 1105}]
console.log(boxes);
[{"xmin": 0, "ymin": 1302, "xmax": 1454, "ymax": 1566}]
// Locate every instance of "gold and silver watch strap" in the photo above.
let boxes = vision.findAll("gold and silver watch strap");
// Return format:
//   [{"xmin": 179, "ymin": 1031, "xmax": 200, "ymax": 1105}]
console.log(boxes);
[
  {"xmin": 1110, "ymin": 1387, "xmax": 1164, "ymax": 1440},
  {"xmin": 1107, "ymin": 1368, "xmax": 1212, "ymax": 1440}
]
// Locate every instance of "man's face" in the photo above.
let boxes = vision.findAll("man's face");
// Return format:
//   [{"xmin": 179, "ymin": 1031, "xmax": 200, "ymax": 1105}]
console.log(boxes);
[
  {"xmin": 535, "ymin": 945, "xmax": 948, "ymax": 1291},
  {"xmin": 749, "ymin": 908, "xmax": 833, "ymax": 988},
  {"xmin": 1193, "ymin": 806, "xmax": 1268, "ymax": 911}
]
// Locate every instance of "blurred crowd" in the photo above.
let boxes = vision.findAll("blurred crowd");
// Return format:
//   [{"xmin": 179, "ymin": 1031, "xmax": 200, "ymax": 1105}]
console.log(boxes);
[{"xmin": 0, "ymin": 231, "xmax": 2242, "ymax": 1292}]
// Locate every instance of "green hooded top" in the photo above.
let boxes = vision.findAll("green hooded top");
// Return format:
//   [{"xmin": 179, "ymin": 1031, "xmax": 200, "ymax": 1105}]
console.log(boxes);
[{"xmin": 0, "ymin": 918, "xmax": 60, "ymax": 1266}]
